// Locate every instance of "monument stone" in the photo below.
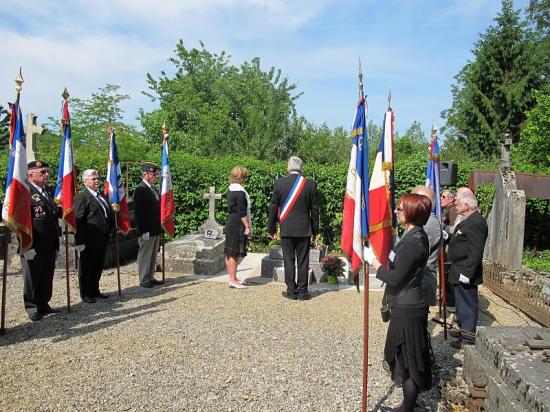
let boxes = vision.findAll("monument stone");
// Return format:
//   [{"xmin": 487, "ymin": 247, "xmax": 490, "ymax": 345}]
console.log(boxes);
[
  {"xmin": 24, "ymin": 113, "xmax": 43, "ymax": 162},
  {"xmin": 163, "ymin": 186, "xmax": 225, "ymax": 275}
]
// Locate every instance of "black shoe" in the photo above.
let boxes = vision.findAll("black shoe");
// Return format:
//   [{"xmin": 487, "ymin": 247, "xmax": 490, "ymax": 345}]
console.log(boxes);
[
  {"xmin": 39, "ymin": 306, "xmax": 60, "ymax": 314},
  {"xmin": 141, "ymin": 282, "xmax": 154, "ymax": 288},
  {"xmin": 29, "ymin": 312, "xmax": 45, "ymax": 321},
  {"xmin": 150, "ymin": 278, "xmax": 163, "ymax": 285},
  {"xmin": 298, "ymin": 292, "xmax": 312, "ymax": 301},
  {"xmin": 82, "ymin": 296, "xmax": 96, "ymax": 304},
  {"xmin": 96, "ymin": 292, "xmax": 110, "ymax": 299},
  {"xmin": 449, "ymin": 329, "xmax": 461, "ymax": 339},
  {"xmin": 281, "ymin": 291, "xmax": 298, "ymax": 300}
]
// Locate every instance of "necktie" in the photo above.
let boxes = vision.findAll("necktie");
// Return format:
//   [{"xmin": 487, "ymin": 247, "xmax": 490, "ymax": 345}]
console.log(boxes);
[{"xmin": 96, "ymin": 193, "xmax": 108, "ymax": 217}]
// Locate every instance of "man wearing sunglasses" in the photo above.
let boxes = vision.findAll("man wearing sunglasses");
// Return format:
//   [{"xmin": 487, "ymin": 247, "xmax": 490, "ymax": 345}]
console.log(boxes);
[{"xmin": 22, "ymin": 160, "xmax": 61, "ymax": 321}]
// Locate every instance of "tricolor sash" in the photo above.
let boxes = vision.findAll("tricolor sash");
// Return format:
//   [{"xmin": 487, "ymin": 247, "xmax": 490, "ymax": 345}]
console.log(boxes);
[{"xmin": 279, "ymin": 175, "xmax": 307, "ymax": 224}]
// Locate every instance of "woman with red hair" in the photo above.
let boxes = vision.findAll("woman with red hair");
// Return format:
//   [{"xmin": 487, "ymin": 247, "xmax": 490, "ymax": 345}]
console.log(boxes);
[{"xmin": 364, "ymin": 193, "xmax": 434, "ymax": 412}]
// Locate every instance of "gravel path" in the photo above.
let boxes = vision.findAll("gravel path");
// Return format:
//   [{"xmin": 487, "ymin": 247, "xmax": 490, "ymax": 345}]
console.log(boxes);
[{"xmin": 0, "ymin": 261, "xmax": 540, "ymax": 411}]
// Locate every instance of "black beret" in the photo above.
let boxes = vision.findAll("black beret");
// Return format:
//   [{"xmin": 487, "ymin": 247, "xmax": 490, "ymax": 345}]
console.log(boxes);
[
  {"xmin": 28, "ymin": 160, "xmax": 49, "ymax": 170},
  {"xmin": 141, "ymin": 162, "xmax": 159, "ymax": 173}
]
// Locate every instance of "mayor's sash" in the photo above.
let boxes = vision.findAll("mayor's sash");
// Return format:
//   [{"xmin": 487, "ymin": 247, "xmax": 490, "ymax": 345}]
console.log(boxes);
[{"xmin": 278, "ymin": 175, "xmax": 307, "ymax": 224}]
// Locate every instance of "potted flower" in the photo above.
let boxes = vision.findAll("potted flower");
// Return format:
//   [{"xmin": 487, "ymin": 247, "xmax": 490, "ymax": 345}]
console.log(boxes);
[{"xmin": 321, "ymin": 255, "xmax": 345, "ymax": 284}]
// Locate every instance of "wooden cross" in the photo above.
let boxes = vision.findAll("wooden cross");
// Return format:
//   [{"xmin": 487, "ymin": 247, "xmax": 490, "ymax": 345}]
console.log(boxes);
[{"xmin": 203, "ymin": 186, "xmax": 221, "ymax": 221}]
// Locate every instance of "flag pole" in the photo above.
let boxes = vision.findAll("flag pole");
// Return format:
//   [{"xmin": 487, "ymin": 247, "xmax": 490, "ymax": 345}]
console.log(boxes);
[
  {"xmin": 0, "ymin": 228, "xmax": 10, "ymax": 335},
  {"xmin": 61, "ymin": 88, "xmax": 72, "ymax": 313},
  {"xmin": 1, "ymin": 70, "xmax": 24, "ymax": 334},
  {"xmin": 358, "ymin": 58, "xmax": 369, "ymax": 412},
  {"xmin": 108, "ymin": 126, "xmax": 122, "ymax": 297}
]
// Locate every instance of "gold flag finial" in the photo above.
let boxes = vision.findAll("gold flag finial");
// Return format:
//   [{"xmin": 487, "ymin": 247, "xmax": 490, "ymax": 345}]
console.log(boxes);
[
  {"xmin": 431, "ymin": 122, "xmax": 437, "ymax": 138},
  {"xmin": 62, "ymin": 86, "xmax": 70, "ymax": 100},
  {"xmin": 387, "ymin": 89, "xmax": 392, "ymax": 110},
  {"xmin": 15, "ymin": 67, "xmax": 24, "ymax": 95}
]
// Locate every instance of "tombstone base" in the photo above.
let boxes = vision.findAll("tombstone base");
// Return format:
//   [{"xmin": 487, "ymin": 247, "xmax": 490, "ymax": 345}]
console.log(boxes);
[{"xmin": 163, "ymin": 233, "xmax": 225, "ymax": 275}]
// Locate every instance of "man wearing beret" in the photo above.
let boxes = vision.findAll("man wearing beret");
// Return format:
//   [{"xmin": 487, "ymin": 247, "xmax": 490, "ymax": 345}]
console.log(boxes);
[
  {"xmin": 133, "ymin": 163, "xmax": 162, "ymax": 288},
  {"xmin": 74, "ymin": 169, "xmax": 115, "ymax": 303},
  {"xmin": 22, "ymin": 160, "xmax": 61, "ymax": 321}
]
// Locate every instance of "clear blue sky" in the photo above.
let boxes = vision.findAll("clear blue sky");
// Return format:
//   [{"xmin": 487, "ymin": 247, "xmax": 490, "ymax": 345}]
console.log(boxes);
[{"xmin": 0, "ymin": 0, "xmax": 530, "ymax": 138}]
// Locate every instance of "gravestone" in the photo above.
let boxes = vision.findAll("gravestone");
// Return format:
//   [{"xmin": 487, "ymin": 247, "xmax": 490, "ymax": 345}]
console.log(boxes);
[
  {"xmin": 483, "ymin": 136, "xmax": 526, "ymax": 270},
  {"xmin": 163, "ymin": 186, "xmax": 225, "ymax": 275},
  {"xmin": 463, "ymin": 326, "xmax": 550, "ymax": 411},
  {"xmin": 261, "ymin": 245, "xmax": 325, "ymax": 284},
  {"xmin": 24, "ymin": 113, "xmax": 43, "ymax": 162}
]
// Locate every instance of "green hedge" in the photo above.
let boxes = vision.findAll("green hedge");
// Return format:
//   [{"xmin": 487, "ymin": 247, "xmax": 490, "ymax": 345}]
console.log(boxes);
[{"xmin": 2, "ymin": 149, "xmax": 547, "ymax": 255}]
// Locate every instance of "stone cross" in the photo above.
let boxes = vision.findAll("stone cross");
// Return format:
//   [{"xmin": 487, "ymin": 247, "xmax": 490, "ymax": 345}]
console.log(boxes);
[
  {"xmin": 501, "ymin": 133, "xmax": 512, "ymax": 168},
  {"xmin": 24, "ymin": 113, "xmax": 43, "ymax": 162},
  {"xmin": 203, "ymin": 186, "xmax": 221, "ymax": 221}
]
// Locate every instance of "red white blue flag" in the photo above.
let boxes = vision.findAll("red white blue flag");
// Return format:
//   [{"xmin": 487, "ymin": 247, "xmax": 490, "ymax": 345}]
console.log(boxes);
[
  {"xmin": 426, "ymin": 123, "xmax": 442, "ymax": 221},
  {"xmin": 2, "ymin": 95, "xmax": 32, "ymax": 251},
  {"xmin": 54, "ymin": 95, "xmax": 77, "ymax": 231},
  {"xmin": 160, "ymin": 124, "xmax": 175, "ymax": 237},
  {"xmin": 104, "ymin": 128, "xmax": 131, "ymax": 235},
  {"xmin": 341, "ymin": 97, "xmax": 369, "ymax": 271},
  {"xmin": 368, "ymin": 108, "xmax": 395, "ymax": 266}
]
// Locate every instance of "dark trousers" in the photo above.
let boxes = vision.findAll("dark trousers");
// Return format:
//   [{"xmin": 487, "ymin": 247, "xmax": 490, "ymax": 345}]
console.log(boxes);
[
  {"xmin": 78, "ymin": 247, "xmax": 107, "ymax": 298},
  {"xmin": 281, "ymin": 236, "xmax": 310, "ymax": 295},
  {"xmin": 21, "ymin": 252, "xmax": 56, "ymax": 315},
  {"xmin": 454, "ymin": 283, "xmax": 478, "ymax": 344}
]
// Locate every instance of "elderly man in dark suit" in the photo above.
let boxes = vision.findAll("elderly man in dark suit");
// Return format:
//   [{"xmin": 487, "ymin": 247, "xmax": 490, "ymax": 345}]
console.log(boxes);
[
  {"xmin": 74, "ymin": 169, "xmax": 115, "ymax": 303},
  {"xmin": 133, "ymin": 163, "xmax": 162, "ymax": 288},
  {"xmin": 268, "ymin": 156, "xmax": 319, "ymax": 301},
  {"xmin": 21, "ymin": 160, "xmax": 61, "ymax": 321},
  {"xmin": 447, "ymin": 190, "xmax": 488, "ymax": 349}
]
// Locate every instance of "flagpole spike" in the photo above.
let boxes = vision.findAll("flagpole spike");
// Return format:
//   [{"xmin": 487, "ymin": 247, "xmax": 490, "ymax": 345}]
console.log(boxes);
[
  {"xmin": 358, "ymin": 58, "xmax": 365, "ymax": 100},
  {"xmin": 387, "ymin": 89, "xmax": 392, "ymax": 110},
  {"xmin": 62, "ymin": 87, "xmax": 70, "ymax": 101},
  {"xmin": 15, "ymin": 68, "xmax": 24, "ymax": 96},
  {"xmin": 431, "ymin": 122, "xmax": 437, "ymax": 138}
]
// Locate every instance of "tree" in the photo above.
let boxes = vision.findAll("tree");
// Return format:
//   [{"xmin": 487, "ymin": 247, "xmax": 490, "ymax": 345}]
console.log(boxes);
[
  {"xmin": 140, "ymin": 40, "xmax": 303, "ymax": 161},
  {"xmin": 513, "ymin": 91, "xmax": 550, "ymax": 168},
  {"xmin": 442, "ymin": 0, "xmax": 548, "ymax": 160},
  {"xmin": 297, "ymin": 121, "xmax": 350, "ymax": 165},
  {"xmin": 0, "ymin": 105, "xmax": 10, "ymax": 149},
  {"xmin": 43, "ymin": 84, "xmax": 149, "ymax": 164}
]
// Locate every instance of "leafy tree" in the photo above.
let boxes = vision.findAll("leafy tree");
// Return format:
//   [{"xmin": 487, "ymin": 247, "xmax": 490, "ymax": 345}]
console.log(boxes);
[
  {"xmin": 0, "ymin": 105, "xmax": 10, "ymax": 149},
  {"xmin": 140, "ymin": 40, "xmax": 303, "ymax": 161},
  {"xmin": 513, "ymin": 91, "xmax": 550, "ymax": 168},
  {"xmin": 442, "ymin": 0, "xmax": 548, "ymax": 160},
  {"xmin": 43, "ymin": 84, "xmax": 150, "ymax": 164},
  {"xmin": 297, "ymin": 121, "xmax": 350, "ymax": 165}
]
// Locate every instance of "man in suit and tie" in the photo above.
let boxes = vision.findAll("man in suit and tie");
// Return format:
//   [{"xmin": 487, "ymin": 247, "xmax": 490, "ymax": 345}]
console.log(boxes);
[
  {"xmin": 268, "ymin": 156, "xmax": 319, "ymax": 301},
  {"xmin": 447, "ymin": 190, "xmax": 488, "ymax": 349},
  {"xmin": 133, "ymin": 163, "xmax": 162, "ymax": 288},
  {"xmin": 74, "ymin": 169, "xmax": 115, "ymax": 303},
  {"xmin": 21, "ymin": 160, "xmax": 61, "ymax": 321}
]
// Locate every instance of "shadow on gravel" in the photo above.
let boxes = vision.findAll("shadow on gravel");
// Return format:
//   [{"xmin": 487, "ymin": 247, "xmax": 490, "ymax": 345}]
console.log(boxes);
[{"xmin": 0, "ymin": 275, "xmax": 207, "ymax": 347}]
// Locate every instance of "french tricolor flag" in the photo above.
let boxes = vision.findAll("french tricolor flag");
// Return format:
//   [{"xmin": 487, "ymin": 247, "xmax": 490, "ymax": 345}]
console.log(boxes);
[
  {"xmin": 2, "ymin": 94, "xmax": 32, "ymax": 251},
  {"xmin": 368, "ymin": 108, "xmax": 395, "ymax": 266},
  {"xmin": 104, "ymin": 128, "xmax": 131, "ymax": 235},
  {"xmin": 160, "ymin": 125, "xmax": 175, "ymax": 237},
  {"xmin": 341, "ymin": 97, "xmax": 369, "ymax": 271},
  {"xmin": 54, "ymin": 94, "xmax": 77, "ymax": 231}
]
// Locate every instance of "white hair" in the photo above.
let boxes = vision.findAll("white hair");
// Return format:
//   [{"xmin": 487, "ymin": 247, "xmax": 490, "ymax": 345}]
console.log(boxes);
[
  {"xmin": 442, "ymin": 189, "xmax": 456, "ymax": 200},
  {"xmin": 458, "ymin": 192, "xmax": 478, "ymax": 209},
  {"xmin": 287, "ymin": 156, "xmax": 303, "ymax": 173},
  {"xmin": 81, "ymin": 169, "xmax": 98, "ymax": 183}
]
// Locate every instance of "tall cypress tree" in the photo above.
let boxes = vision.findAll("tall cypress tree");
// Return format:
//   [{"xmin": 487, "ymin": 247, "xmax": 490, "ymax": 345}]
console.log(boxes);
[{"xmin": 442, "ymin": 0, "xmax": 548, "ymax": 160}]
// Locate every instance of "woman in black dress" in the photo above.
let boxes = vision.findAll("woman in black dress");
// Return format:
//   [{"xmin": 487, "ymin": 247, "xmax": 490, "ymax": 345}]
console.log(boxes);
[
  {"xmin": 364, "ymin": 193, "xmax": 433, "ymax": 412},
  {"xmin": 224, "ymin": 166, "xmax": 252, "ymax": 289}
]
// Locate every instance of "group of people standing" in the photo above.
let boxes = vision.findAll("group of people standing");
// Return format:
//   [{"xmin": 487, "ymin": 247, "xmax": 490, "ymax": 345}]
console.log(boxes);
[
  {"xmin": 223, "ymin": 156, "xmax": 319, "ymax": 301},
  {"xmin": 363, "ymin": 186, "xmax": 488, "ymax": 411},
  {"xmin": 22, "ymin": 161, "xmax": 165, "ymax": 320}
]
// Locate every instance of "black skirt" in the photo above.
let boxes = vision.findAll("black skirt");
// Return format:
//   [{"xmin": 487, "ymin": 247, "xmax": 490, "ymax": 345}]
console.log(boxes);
[{"xmin": 383, "ymin": 304, "xmax": 433, "ymax": 390}]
